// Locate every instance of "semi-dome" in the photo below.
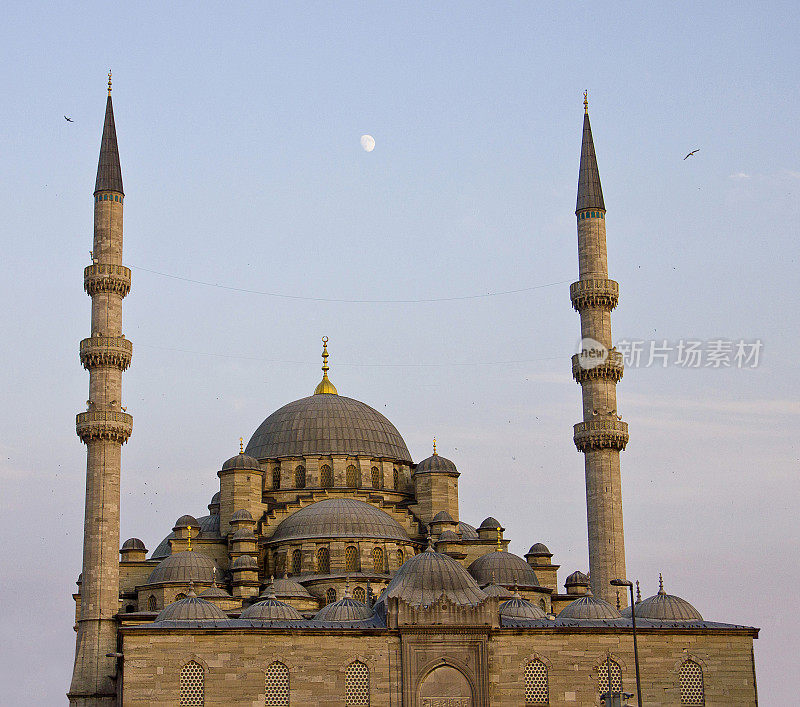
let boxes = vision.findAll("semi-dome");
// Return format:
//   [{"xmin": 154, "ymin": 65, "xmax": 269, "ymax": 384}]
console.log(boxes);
[
  {"xmin": 432, "ymin": 510, "xmax": 455, "ymax": 522},
  {"xmin": 438, "ymin": 530, "xmax": 460, "ymax": 542},
  {"xmin": 232, "ymin": 527, "xmax": 256, "ymax": 541},
  {"xmin": 231, "ymin": 555, "xmax": 258, "ymax": 570},
  {"xmin": 633, "ymin": 579, "xmax": 703, "ymax": 621},
  {"xmin": 558, "ymin": 593, "xmax": 622, "ymax": 620},
  {"xmin": 208, "ymin": 492, "xmax": 220, "ymax": 512},
  {"xmin": 231, "ymin": 509, "xmax": 253, "ymax": 522},
  {"xmin": 121, "ymin": 537, "xmax": 146, "ymax": 551},
  {"xmin": 468, "ymin": 551, "xmax": 540, "ymax": 588},
  {"xmin": 241, "ymin": 594, "xmax": 303, "ymax": 622},
  {"xmin": 269, "ymin": 499, "xmax": 410, "ymax": 543},
  {"xmin": 377, "ymin": 547, "xmax": 487, "ymax": 608},
  {"xmin": 199, "ymin": 584, "xmax": 231, "ymax": 599},
  {"xmin": 416, "ymin": 454, "xmax": 458, "ymax": 473},
  {"xmin": 458, "ymin": 522, "xmax": 478, "ymax": 540},
  {"xmin": 245, "ymin": 394, "xmax": 411, "ymax": 461},
  {"xmin": 147, "ymin": 551, "xmax": 220, "ymax": 585},
  {"xmin": 262, "ymin": 575, "xmax": 314, "ymax": 599},
  {"xmin": 500, "ymin": 595, "xmax": 548, "ymax": 620},
  {"xmin": 222, "ymin": 452, "xmax": 261, "ymax": 471},
  {"xmin": 314, "ymin": 595, "xmax": 372, "ymax": 622},
  {"xmin": 481, "ymin": 583, "xmax": 513, "ymax": 599},
  {"xmin": 153, "ymin": 591, "xmax": 228, "ymax": 623}
]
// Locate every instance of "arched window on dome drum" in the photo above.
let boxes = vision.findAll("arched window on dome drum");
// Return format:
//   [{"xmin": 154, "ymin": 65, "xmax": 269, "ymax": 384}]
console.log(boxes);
[
  {"xmin": 392, "ymin": 468, "xmax": 399, "ymax": 490},
  {"xmin": 317, "ymin": 547, "xmax": 330, "ymax": 574},
  {"xmin": 372, "ymin": 547, "xmax": 384, "ymax": 573},
  {"xmin": 147, "ymin": 594, "xmax": 157, "ymax": 612},
  {"xmin": 597, "ymin": 659, "xmax": 622, "ymax": 700},
  {"xmin": 371, "ymin": 466, "xmax": 380, "ymax": 489},
  {"xmin": 346, "ymin": 465, "xmax": 360, "ymax": 488},
  {"xmin": 353, "ymin": 586, "xmax": 366, "ymax": 603},
  {"xmin": 295, "ymin": 465, "xmax": 306, "ymax": 488},
  {"xmin": 345, "ymin": 661, "xmax": 370, "ymax": 705},
  {"xmin": 265, "ymin": 661, "xmax": 289, "ymax": 707},
  {"xmin": 325, "ymin": 587, "xmax": 336, "ymax": 605},
  {"xmin": 320, "ymin": 465, "xmax": 333, "ymax": 488},
  {"xmin": 680, "ymin": 660, "xmax": 705, "ymax": 705},
  {"xmin": 175, "ymin": 593, "xmax": 187, "ymax": 601},
  {"xmin": 396, "ymin": 549, "xmax": 404, "ymax": 567},
  {"xmin": 524, "ymin": 659, "xmax": 549, "ymax": 704},
  {"xmin": 345, "ymin": 545, "xmax": 360, "ymax": 572},
  {"xmin": 272, "ymin": 467, "xmax": 281, "ymax": 491},
  {"xmin": 291, "ymin": 549, "xmax": 302, "ymax": 575},
  {"xmin": 179, "ymin": 660, "xmax": 204, "ymax": 706}
]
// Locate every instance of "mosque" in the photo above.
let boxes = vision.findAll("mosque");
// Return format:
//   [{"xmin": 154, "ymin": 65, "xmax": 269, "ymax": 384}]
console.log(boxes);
[{"xmin": 68, "ymin": 78, "xmax": 759, "ymax": 706}]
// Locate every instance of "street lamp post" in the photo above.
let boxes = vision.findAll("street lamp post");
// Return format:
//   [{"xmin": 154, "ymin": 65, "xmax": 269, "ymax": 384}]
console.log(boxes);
[{"xmin": 611, "ymin": 579, "xmax": 643, "ymax": 706}]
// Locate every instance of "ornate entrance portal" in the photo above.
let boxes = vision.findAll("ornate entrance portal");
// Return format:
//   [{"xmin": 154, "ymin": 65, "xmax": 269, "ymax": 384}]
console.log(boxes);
[{"xmin": 419, "ymin": 664, "xmax": 473, "ymax": 706}]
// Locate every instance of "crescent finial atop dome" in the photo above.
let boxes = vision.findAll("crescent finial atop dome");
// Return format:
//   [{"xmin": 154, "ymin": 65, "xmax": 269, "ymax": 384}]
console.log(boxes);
[{"xmin": 314, "ymin": 336, "xmax": 338, "ymax": 395}]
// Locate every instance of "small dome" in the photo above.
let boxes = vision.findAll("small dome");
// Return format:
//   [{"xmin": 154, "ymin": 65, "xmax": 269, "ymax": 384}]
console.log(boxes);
[
  {"xmin": 432, "ymin": 510, "xmax": 455, "ymax": 523},
  {"xmin": 481, "ymin": 583, "xmax": 514, "ymax": 599},
  {"xmin": 527, "ymin": 543, "xmax": 551, "ymax": 556},
  {"xmin": 231, "ymin": 508, "xmax": 254, "ymax": 522},
  {"xmin": 458, "ymin": 522, "xmax": 478, "ymax": 540},
  {"xmin": 270, "ymin": 498, "xmax": 410, "ymax": 543},
  {"xmin": 262, "ymin": 575, "xmax": 314, "ymax": 599},
  {"xmin": 241, "ymin": 595, "xmax": 303, "ymax": 622},
  {"xmin": 558, "ymin": 593, "xmax": 622, "ymax": 620},
  {"xmin": 232, "ymin": 527, "xmax": 256, "ymax": 541},
  {"xmin": 634, "ymin": 580, "xmax": 703, "ymax": 621},
  {"xmin": 121, "ymin": 538, "xmax": 146, "ymax": 551},
  {"xmin": 151, "ymin": 513, "xmax": 220, "ymax": 560},
  {"xmin": 231, "ymin": 555, "xmax": 258, "ymax": 570},
  {"xmin": 478, "ymin": 517, "xmax": 503, "ymax": 530},
  {"xmin": 153, "ymin": 592, "xmax": 228, "ymax": 623},
  {"xmin": 199, "ymin": 584, "xmax": 231, "ymax": 599},
  {"xmin": 468, "ymin": 551, "xmax": 540, "ymax": 588},
  {"xmin": 209, "ymin": 491, "xmax": 220, "ymax": 506},
  {"xmin": 378, "ymin": 548, "xmax": 487, "ymax": 608},
  {"xmin": 314, "ymin": 596, "xmax": 372, "ymax": 622},
  {"xmin": 565, "ymin": 570, "xmax": 589, "ymax": 586},
  {"xmin": 439, "ymin": 530, "xmax": 460, "ymax": 542},
  {"xmin": 147, "ymin": 551, "xmax": 220, "ymax": 585},
  {"xmin": 222, "ymin": 453, "xmax": 261, "ymax": 471},
  {"xmin": 500, "ymin": 595, "xmax": 548, "ymax": 620},
  {"xmin": 174, "ymin": 514, "xmax": 199, "ymax": 529},
  {"xmin": 416, "ymin": 454, "xmax": 458, "ymax": 473}
]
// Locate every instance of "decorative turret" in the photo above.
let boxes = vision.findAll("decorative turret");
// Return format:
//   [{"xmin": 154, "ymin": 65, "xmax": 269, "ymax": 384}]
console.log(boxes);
[
  {"xmin": 413, "ymin": 439, "xmax": 460, "ymax": 525},
  {"xmin": 70, "ymin": 73, "xmax": 132, "ymax": 705},
  {"xmin": 571, "ymin": 93, "xmax": 628, "ymax": 606}
]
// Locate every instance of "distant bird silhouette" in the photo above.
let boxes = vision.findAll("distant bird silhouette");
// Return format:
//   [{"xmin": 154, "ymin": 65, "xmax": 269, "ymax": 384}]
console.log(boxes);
[
  {"xmin": 683, "ymin": 149, "xmax": 699, "ymax": 160},
  {"xmin": 64, "ymin": 115, "xmax": 74, "ymax": 122}
]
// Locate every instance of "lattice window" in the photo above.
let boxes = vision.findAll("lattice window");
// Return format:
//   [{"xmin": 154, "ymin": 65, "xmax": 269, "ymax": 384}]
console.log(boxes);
[
  {"xmin": 392, "ymin": 468, "xmax": 399, "ymax": 490},
  {"xmin": 265, "ymin": 661, "xmax": 289, "ymax": 706},
  {"xmin": 317, "ymin": 547, "xmax": 330, "ymax": 574},
  {"xmin": 147, "ymin": 594, "xmax": 157, "ymax": 611},
  {"xmin": 291, "ymin": 549, "xmax": 302, "ymax": 575},
  {"xmin": 372, "ymin": 547, "xmax": 384, "ymax": 573},
  {"xmin": 180, "ymin": 661, "xmax": 204, "ymax": 706},
  {"xmin": 353, "ymin": 586, "xmax": 366, "ymax": 603},
  {"xmin": 396, "ymin": 549, "xmax": 404, "ymax": 567},
  {"xmin": 346, "ymin": 465, "xmax": 360, "ymax": 488},
  {"xmin": 320, "ymin": 465, "xmax": 333, "ymax": 488},
  {"xmin": 680, "ymin": 661, "xmax": 705, "ymax": 705},
  {"xmin": 295, "ymin": 465, "xmax": 306, "ymax": 488},
  {"xmin": 597, "ymin": 660, "xmax": 622, "ymax": 699},
  {"xmin": 371, "ymin": 466, "xmax": 380, "ymax": 488},
  {"xmin": 272, "ymin": 467, "xmax": 281, "ymax": 490},
  {"xmin": 326, "ymin": 588, "xmax": 337, "ymax": 605},
  {"xmin": 345, "ymin": 661, "xmax": 370, "ymax": 705},
  {"xmin": 524, "ymin": 659, "xmax": 548, "ymax": 704},
  {"xmin": 345, "ymin": 546, "xmax": 360, "ymax": 572}
]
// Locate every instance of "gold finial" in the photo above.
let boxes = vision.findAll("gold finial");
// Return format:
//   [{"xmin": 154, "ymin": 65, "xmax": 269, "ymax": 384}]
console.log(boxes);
[
  {"xmin": 583, "ymin": 90, "xmax": 588, "ymax": 114},
  {"xmin": 433, "ymin": 438, "xmax": 437, "ymax": 455},
  {"xmin": 313, "ymin": 336, "xmax": 338, "ymax": 395},
  {"xmin": 239, "ymin": 437, "xmax": 244, "ymax": 454},
  {"xmin": 187, "ymin": 525, "xmax": 192, "ymax": 552},
  {"xmin": 108, "ymin": 70, "xmax": 113, "ymax": 96},
  {"xmin": 658, "ymin": 572, "xmax": 665, "ymax": 594},
  {"xmin": 496, "ymin": 527, "xmax": 503, "ymax": 552}
]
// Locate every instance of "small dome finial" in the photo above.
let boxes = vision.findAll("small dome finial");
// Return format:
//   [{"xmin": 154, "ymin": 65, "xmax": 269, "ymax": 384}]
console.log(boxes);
[
  {"xmin": 187, "ymin": 580, "xmax": 196, "ymax": 598},
  {"xmin": 433, "ymin": 437, "xmax": 437, "ymax": 455},
  {"xmin": 425, "ymin": 527, "xmax": 434, "ymax": 551},
  {"xmin": 314, "ymin": 336, "xmax": 338, "ymax": 395},
  {"xmin": 658, "ymin": 572, "xmax": 665, "ymax": 594},
  {"xmin": 496, "ymin": 527, "xmax": 503, "ymax": 552},
  {"xmin": 239, "ymin": 437, "xmax": 244, "ymax": 454},
  {"xmin": 635, "ymin": 579, "xmax": 641, "ymax": 603},
  {"xmin": 583, "ymin": 89, "xmax": 588, "ymax": 114},
  {"xmin": 108, "ymin": 70, "xmax": 112, "ymax": 96},
  {"xmin": 187, "ymin": 525, "xmax": 192, "ymax": 552}
]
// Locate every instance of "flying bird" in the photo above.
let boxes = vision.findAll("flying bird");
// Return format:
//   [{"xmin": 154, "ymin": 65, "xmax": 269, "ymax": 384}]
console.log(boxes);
[
  {"xmin": 64, "ymin": 115, "xmax": 74, "ymax": 122},
  {"xmin": 683, "ymin": 149, "xmax": 699, "ymax": 160}
]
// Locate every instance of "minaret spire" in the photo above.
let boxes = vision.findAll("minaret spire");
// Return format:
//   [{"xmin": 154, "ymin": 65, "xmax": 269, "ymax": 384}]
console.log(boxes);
[
  {"xmin": 571, "ymin": 95, "xmax": 628, "ymax": 606},
  {"xmin": 94, "ymin": 78, "xmax": 124, "ymax": 196}
]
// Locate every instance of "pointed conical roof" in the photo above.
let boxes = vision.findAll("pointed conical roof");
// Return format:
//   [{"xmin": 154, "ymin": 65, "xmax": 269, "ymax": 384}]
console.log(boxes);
[
  {"xmin": 95, "ymin": 94, "xmax": 123, "ymax": 195},
  {"xmin": 576, "ymin": 110, "xmax": 604, "ymax": 212}
]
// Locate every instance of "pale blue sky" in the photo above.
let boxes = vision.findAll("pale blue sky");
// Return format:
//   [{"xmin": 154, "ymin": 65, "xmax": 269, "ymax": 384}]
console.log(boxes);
[{"xmin": 1, "ymin": 2, "xmax": 798, "ymax": 703}]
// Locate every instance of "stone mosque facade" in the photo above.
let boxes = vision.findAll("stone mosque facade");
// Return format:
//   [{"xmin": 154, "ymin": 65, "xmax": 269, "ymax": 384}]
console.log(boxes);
[{"xmin": 68, "ymin": 80, "xmax": 759, "ymax": 706}]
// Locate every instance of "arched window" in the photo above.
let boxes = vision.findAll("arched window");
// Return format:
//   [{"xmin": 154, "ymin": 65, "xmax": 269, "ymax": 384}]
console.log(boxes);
[
  {"xmin": 325, "ymin": 587, "xmax": 337, "ymax": 605},
  {"xmin": 320, "ymin": 465, "xmax": 333, "ymax": 488},
  {"xmin": 346, "ymin": 465, "xmax": 360, "ymax": 488},
  {"xmin": 272, "ymin": 467, "xmax": 281, "ymax": 491},
  {"xmin": 295, "ymin": 465, "xmax": 306, "ymax": 488},
  {"xmin": 147, "ymin": 594, "xmax": 157, "ymax": 612},
  {"xmin": 524, "ymin": 659, "xmax": 549, "ymax": 704},
  {"xmin": 371, "ymin": 466, "xmax": 380, "ymax": 488},
  {"xmin": 540, "ymin": 598, "xmax": 547, "ymax": 611},
  {"xmin": 291, "ymin": 549, "xmax": 302, "ymax": 575},
  {"xmin": 175, "ymin": 593, "xmax": 187, "ymax": 601},
  {"xmin": 396, "ymin": 549, "xmax": 404, "ymax": 567},
  {"xmin": 353, "ymin": 586, "xmax": 366, "ymax": 603},
  {"xmin": 345, "ymin": 661, "xmax": 370, "ymax": 705},
  {"xmin": 680, "ymin": 661, "xmax": 705, "ymax": 705},
  {"xmin": 392, "ymin": 468, "xmax": 399, "ymax": 490},
  {"xmin": 316, "ymin": 547, "xmax": 330, "ymax": 574},
  {"xmin": 597, "ymin": 659, "xmax": 622, "ymax": 700},
  {"xmin": 372, "ymin": 547, "xmax": 384, "ymax": 573},
  {"xmin": 180, "ymin": 661, "xmax": 205, "ymax": 706},
  {"xmin": 345, "ymin": 545, "xmax": 360, "ymax": 572},
  {"xmin": 265, "ymin": 661, "xmax": 289, "ymax": 707}
]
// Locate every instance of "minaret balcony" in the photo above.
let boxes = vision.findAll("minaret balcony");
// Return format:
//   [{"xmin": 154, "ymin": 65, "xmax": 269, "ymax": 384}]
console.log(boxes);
[
  {"xmin": 573, "ymin": 419, "xmax": 629, "ymax": 452},
  {"xmin": 570, "ymin": 278, "xmax": 619, "ymax": 311},
  {"xmin": 76, "ymin": 410, "xmax": 133, "ymax": 445},
  {"xmin": 79, "ymin": 336, "xmax": 132, "ymax": 370},
  {"xmin": 571, "ymin": 350, "xmax": 624, "ymax": 384},
  {"xmin": 84, "ymin": 264, "xmax": 131, "ymax": 297}
]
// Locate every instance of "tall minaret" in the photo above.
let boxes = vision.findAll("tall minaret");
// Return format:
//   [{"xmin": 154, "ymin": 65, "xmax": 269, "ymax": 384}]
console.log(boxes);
[
  {"xmin": 69, "ymin": 73, "xmax": 132, "ymax": 706},
  {"xmin": 571, "ymin": 93, "xmax": 629, "ymax": 605}
]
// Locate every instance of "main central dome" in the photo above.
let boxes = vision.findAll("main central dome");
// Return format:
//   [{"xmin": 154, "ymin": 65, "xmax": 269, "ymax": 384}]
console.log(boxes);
[{"xmin": 245, "ymin": 394, "xmax": 412, "ymax": 462}]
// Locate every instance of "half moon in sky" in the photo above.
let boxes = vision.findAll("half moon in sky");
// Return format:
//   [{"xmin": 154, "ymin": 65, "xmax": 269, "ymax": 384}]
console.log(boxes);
[{"xmin": 360, "ymin": 134, "xmax": 376, "ymax": 152}]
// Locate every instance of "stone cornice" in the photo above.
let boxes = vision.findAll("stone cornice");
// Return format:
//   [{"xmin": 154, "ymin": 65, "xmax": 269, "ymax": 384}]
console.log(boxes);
[
  {"xmin": 80, "ymin": 336, "xmax": 132, "ymax": 371},
  {"xmin": 84, "ymin": 263, "xmax": 131, "ymax": 297},
  {"xmin": 573, "ymin": 419, "xmax": 629, "ymax": 452},
  {"xmin": 76, "ymin": 410, "xmax": 133, "ymax": 444},
  {"xmin": 570, "ymin": 277, "xmax": 619, "ymax": 311},
  {"xmin": 571, "ymin": 351, "xmax": 623, "ymax": 384}
]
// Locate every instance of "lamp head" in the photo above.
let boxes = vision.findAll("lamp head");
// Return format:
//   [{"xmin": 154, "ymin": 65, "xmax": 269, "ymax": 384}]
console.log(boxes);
[{"xmin": 610, "ymin": 578, "xmax": 633, "ymax": 587}]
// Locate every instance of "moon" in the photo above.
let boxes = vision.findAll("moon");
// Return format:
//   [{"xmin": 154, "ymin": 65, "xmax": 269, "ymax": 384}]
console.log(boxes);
[{"xmin": 360, "ymin": 134, "xmax": 375, "ymax": 152}]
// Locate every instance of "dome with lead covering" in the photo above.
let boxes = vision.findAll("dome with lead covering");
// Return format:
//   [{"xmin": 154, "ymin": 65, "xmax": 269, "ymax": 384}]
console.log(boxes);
[
  {"xmin": 481, "ymin": 583, "xmax": 513, "ymax": 599},
  {"xmin": 245, "ymin": 394, "xmax": 411, "ymax": 462},
  {"xmin": 416, "ymin": 454, "xmax": 458, "ymax": 473},
  {"xmin": 566, "ymin": 570, "xmax": 589, "ymax": 586},
  {"xmin": 151, "ymin": 513, "xmax": 220, "ymax": 560},
  {"xmin": 174, "ymin": 515, "xmax": 199, "ymax": 529},
  {"xmin": 147, "ymin": 551, "xmax": 220, "ymax": 585},
  {"xmin": 121, "ymin": 538, "xmax": 146, "ymax": 551},
  {"xmin": 262, "ymin": 575, "xmax": 314, "ymax": 599},
  {"xmin": 468, "ymin": 551, "xmax": 540, "ymax": 588},
  {"xmin": 241, "ymin": 595, "xmax": 303, "ymax": 621},
  {"xmin": 222, "ymin": 452, "xmax": 261, "ymax": 471},
  {"xmin": 458, "ymin": 522, "xmax": 478, "ymax": 539},
  {"xmin": 314, "ymin": 595, "xmax": 372, "ymax": 622},
  {"xmin": 479, "ymin": 517, "xmax": 503, "ymax": 530},
  {"xmin": 269, "ymin": 498, "xmax": 410, "ymax": 543},
  {"xmin": 632, "ymin": 579, "xmax": 703, "ymax": 621},
  {"xmin": 527, "ymin": 543, "xmax": 551, "ymax": 556},
  {"xmin": 153, "ymin": 592, "xmax": 228, "ymax": 623},
  {"xmin": 439, "ymin": 530, "xmax": 460, "ymax": 542},
  {"xmin": 500, "ymin": 595, "xmax": 547, "ymax": 620},
  {"xmin": 558, "ymin": 593, "xmax": 621, "ymax": 620}
]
